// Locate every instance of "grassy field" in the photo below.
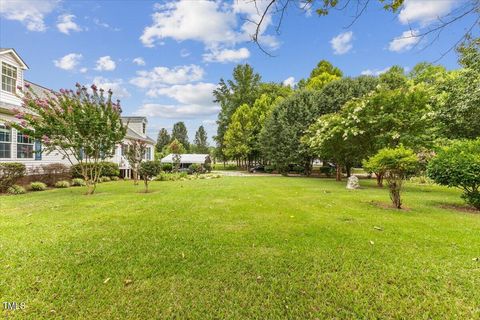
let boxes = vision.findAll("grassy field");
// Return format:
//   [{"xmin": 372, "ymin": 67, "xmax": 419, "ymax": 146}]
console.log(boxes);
[{"xmin": 1, "ymin": 177, "xmax": 479, "ymax": 319}]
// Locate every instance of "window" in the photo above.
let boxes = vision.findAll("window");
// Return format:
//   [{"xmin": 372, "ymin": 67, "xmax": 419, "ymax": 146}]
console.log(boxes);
[
  {"xmin": 121, "ymin": 144, "xmax": 128, "ymax": 156},
  {"xmin": 0, "ymin": 124, "xmax": 11, "ymax": 158},
  {"xmin": 142, "ymin": 122, "xmax": 146, "ymax": 134},
  {"xmin": 145, "ymin": 147, "xmax": 151, "ymax": 160},
  {"xmin": 2, "ymin": 62, "xmax": 17, "ymax": 94},
  {"xmin": 17, "ymin": 131, "xmax": 34, "ymax": 158}
]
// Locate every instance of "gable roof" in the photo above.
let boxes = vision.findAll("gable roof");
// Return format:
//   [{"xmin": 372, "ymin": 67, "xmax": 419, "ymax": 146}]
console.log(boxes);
[
  {"xmin": 161, "ymin": 154, "xmax": 210, "ymax": 164},
  {"xmin": 125, "ymin": 127, "xmax": 155, "ymax": 144},
  {"xmin": 0, "ymin": 48, "xmax": 29, "ymax": 69}
]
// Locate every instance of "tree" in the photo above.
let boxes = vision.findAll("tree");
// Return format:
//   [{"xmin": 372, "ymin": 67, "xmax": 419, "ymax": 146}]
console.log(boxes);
[
  {"xmin": 379, "ymin": 66, "xmax": 408, "ymax": 90},
  {"xmin": 139, "ymin": 160, "xmax": 161, "ymax": 193},
  {"xmin": 214, "ymin": 64, "xmax": 261, "ymax": 161},
  {"xmin": 223, "ymin": 104, "xmax": 254, "ymax": 167},
  {"xmin": 434, "ymin": 38, "xmax": 480, "ymax": 139},
  {"xmin": 171, "ymin": 122, "xmax": 189, "ymax": 151},
  {"xmin": 305, "ymin": 60, "xmax": 342, "ymax": 91},
  {"xmin": 363, "ymin": 146, "xmax": 418, "ymax": 209},
  {"xmin": 155, "ymin": 128, "xmax": 170, "ymax": 153},
  {"xmin": 193, "ymin": 125, "xmax": 209, "ymax": 154},
  {"xmin": 12, "ymin": 83, "xmax": 126, "ymax": 194},
  {"xmin": 427, "ymin": 139, "xmax": 480, "ymax": 210},
  {"xmin": 124, "ymin": 139, "xmax": 147, "ymax": 186},
  {"xmin": 167, "ymin": 139, "xmax": 186, "ymax": 172}
]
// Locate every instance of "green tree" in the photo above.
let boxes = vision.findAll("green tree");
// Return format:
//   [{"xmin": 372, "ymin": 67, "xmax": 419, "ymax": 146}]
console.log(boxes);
[
  {"xmin": 379, "ymin": 66, "xmax": 408, "ymax": 90},
  {"xmin": 12, "ymin": 83, "xmax": 126, "ymax": 194},
  {"xmin": 214, "ymin": 64, "xmax": 261, "ymax": 161},
  {"xmin": 171, "ymin": 122, "xmax": 189, "ymax": 151},
  {"xmin": 223, "ymin": 104, "xmax": 254, "ymax": 167},
  {"xmin": 155, "ymin": 128, "xmax": 170, "ymax": 153},
  {"xmin": 427, "ymin": 139, "xmax": 480, "ymax": 209},
  {"xmin": 305, "ymin": 60, "xmax": 343, "ymax": 91},
  {"xmin": 167, "ymin": 139, "xmax": 186, "ymax": 172},
  {"xmin": 363, "ymin": 146, "xmax": 418, "ymax": 209},
  {"xmin": 139, "ymin": 160, "xmax": 161, "ymax": 193},
  {"xmin": 193, "ymin": 125, "xmax": 209, "ymax": 154},
  {"xmin": 124, "ymin": 139, "xmax": 147, "ymax": 186}
]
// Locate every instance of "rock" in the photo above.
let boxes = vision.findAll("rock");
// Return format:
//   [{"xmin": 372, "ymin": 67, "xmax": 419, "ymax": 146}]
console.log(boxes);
[{"xmin": 346, "ymin": 175, "xmax": 360, "ymax": 190}]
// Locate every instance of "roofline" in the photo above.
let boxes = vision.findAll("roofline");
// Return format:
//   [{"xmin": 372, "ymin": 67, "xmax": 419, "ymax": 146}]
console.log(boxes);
[
  {"xmin": 24, "ymin": 80, "xmax": 53, "ymax": 92},
  {"xmin": 0, "ymin": 48, "xmax": 29, "ymax": 69}
]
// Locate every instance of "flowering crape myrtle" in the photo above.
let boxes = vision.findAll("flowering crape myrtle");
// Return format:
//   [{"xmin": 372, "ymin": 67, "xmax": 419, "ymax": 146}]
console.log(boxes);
[{"xmin": 11, "ymin": 83, "xmax": 126, "ymax": 194}]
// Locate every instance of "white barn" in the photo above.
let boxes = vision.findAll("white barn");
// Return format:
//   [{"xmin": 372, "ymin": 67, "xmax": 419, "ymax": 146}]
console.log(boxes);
[
  {"xmin": 0, "ymin": 48, "xmax": 155, "ymax": 176},
  {"xmin": 161, "ymin": 154, "xmax": 211, "ymax": 169}
]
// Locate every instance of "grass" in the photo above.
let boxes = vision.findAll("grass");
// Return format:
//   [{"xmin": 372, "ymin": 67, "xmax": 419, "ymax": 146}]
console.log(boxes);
[{"xmin": 1, "ymin": 177, "xmax": 479, "ymax": 319}]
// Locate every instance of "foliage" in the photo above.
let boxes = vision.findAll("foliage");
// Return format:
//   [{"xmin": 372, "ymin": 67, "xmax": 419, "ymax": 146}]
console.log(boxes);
[
  {"xmin": 99, "ymin": 176, "xmax": 111, "ymax": 183},
  {"xmin": 427, "ymin": 139, "xmax": 480, "ymax": 209},
  {"xmin": 189, "ymin": 163, "xmax": 204, "ymax": 174},
  {"xmin": 305, "ymin": 60, "xmax": 342, "ymax": 91},
  {"xmin": 71, "ymin": 178, "xmax": 86, "ymax": 186},
  {"xmin": 12, "ymin": 83, "xmax": 126, "ymax": 194},
  {"xmin": 30, "ymin": 181, "xmax": 47, "ymax": 191},
  {"xmin": 379, "ymin": 66, "xmax": 408, "ymax": 89},
  {"xmin": 167, "ymin": 139, "xmax": 186, "ymax": 172},
  {"xmin": 6, "ymin": 184, "xmax": 26, "ymax": 195},
  {"xmin": 319, "ymin": 165, "xmax": 335, "ymax": 177},
  {"xmin": 193, "ymin": 125, "xmax": 209, "ymax": 154},
  {"xmin": 363, "ymin": 146, "xmax": 418, "ymax": 208},
  {"xmin": 39, "ymin": 163, "xmax": 71, "ymax": 186},
  {"xmin": 139, "ymin": 161, "xmax": 162, "ymax": 192},
  {"xmin": 214, "ymin": 64, "xmax": 262, "ymax": 161},
  {"xmin": 55, "ymin": 180, "xmax": 71, "ymax": 188},
  {"xmin": 172, "ymin": 122, "xmax": 190, "ymax": 152},
  {"xmin": 124, "ymin": 139, "xmax": 147, "ymax": 185},
  {"xmin": 72, "ymin": 162, "xmax": 119, "ymax": 178},
  {"xmin": 0, "ymin": 162, "xmax": 26, "ymax": 193},
  {"xmin": 161, "ymin": 163, "xmax": 173, "ymax": 172},
  {"xmin": 155, "ymin": 128, "xmax": 171, "ymax": 153}
]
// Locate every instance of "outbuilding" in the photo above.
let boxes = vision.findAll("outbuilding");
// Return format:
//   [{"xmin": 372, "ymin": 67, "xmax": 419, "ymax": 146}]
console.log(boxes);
[{"xmin": 161, "ymin": 154, "xmax": 211, "ymax": 169}]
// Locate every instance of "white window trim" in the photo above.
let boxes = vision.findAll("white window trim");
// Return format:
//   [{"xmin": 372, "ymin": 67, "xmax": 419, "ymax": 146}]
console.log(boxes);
[
  {"xmin": 1, "ymin": 61, "xmax": 17, "ymax": 94},
  {"xmin": 16, "ymin": 130, "xmax": 35, "ymax": 159},
  {"xmin": 0, "ymin": 123, "xmax": 12, "ymax": 159}
]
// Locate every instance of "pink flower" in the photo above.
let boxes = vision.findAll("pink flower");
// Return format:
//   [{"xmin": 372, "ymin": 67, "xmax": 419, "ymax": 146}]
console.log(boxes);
[
  {"xmin": 16, "ymin": 85, "xmax": 23, "ymax": 91},
  {"xmin": 91, "ymin": 84, "xmax": 98, "ymax": 91},
  {"xmin": 24, "ymin": 83, "xmax": 30, "ymax": 88},
  {"xmin": 60, "ymin": 88, "xmax": 66, "ymax": 94},
  {"xmin": 20, "ymin": 120, "xmax": 27, "ymax": 127},
  {"xmin": 42, "ymin": 135, "xmax": 50, "ymax": 143},
  {"xmin": 14, "ymin": 112, "xmax": 24, "ymax": 120}
]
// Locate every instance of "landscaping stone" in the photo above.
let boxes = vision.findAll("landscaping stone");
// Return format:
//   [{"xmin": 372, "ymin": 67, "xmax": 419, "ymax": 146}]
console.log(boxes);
[{"xmin": 346, "ymin": 175, "xmax": 360, "ymax": 189}]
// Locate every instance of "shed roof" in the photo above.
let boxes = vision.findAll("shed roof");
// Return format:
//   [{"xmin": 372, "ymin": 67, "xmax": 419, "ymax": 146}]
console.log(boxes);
[{"xmin": 161, "ymin": 154, "xmax": 210, "ymax": 164}]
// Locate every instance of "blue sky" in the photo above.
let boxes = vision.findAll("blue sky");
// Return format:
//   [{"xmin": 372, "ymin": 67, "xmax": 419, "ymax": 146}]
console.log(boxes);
[{"xmin": 0, "ymin": 0, "xmax": 476, "ymax": 143}]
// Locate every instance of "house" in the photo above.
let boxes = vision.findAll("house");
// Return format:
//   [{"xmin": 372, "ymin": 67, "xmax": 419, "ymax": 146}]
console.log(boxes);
[
  {"xmin": 161, "ymin": 154, "xmax": 211, "ymax": 169},
  {"xmin": 0, "ymin": 48, "xmax": 155, "ymax": 176}
]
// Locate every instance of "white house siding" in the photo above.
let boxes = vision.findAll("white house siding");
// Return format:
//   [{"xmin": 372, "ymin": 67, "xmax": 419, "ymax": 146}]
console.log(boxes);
[{"xmin": 0, "ymin": 52, "xmax": 24, "ymax": 107}]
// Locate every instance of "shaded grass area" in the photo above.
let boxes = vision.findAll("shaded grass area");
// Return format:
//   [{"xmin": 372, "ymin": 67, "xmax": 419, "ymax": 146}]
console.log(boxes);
[{"xmin": 1, "ymin": 177, "xmax": 479, "ymax": 319}]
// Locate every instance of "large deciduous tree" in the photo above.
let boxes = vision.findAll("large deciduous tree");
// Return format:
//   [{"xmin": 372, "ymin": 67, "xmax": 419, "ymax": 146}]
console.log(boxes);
[
  {"xmin": 155, "ymin": 128, "xmax": 171, "ymax": 153},
  {"xmin": 12, "ymin": 83, "xmax": 126, "ymax": 194}
]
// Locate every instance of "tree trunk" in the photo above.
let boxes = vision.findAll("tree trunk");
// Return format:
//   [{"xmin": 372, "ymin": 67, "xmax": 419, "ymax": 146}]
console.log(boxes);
[
  {"xmin": 376, "ymin": 173, "xmax": 384, "ymax": 187},
  {"xmin": 346, "ymin": 164, "xmax": 352, "ymax": 178},
  {"xmin": 335, "ymin": 164, "xmax": 342, "ymax": 181},
  {"xmin": 389, "ymin": 180, "xmax": 402, "ymax": 209}
]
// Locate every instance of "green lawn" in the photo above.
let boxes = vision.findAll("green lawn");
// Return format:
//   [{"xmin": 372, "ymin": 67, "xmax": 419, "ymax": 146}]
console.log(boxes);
[{"xmin": 1, "ymin": 177, "xmax": 479, "ymax": 319}]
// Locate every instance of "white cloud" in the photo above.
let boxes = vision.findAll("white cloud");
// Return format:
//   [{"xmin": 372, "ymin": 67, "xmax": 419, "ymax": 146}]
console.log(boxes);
[
  {"xmin": 398, "ymin": 0, "xmax": 457, "ymax": 26},
  {"xmin": 330, "ymin": 31, "xmax": 354, "ymax": 55},
  {"xmin": 282, "ymin": 76, "xmax": 296, "ymax": 87},
  {"xmin": 136, "ymin": 103, "xmax": 220, "ymax": 119},
  {"xmin": 202, "ymin": 119, "xmax": 217, "ymax": 126},
  {"xmin": 130, "ymin": 65, "xmax": 204, "ymax": 88},
  {"xmin": 203, "ymin": 47, "xmax": 250, "ymax": 63},
  {"xmin": 146, "ymin": 82, "xmax": 217, "ymax": 105},
  {"xmin": 92, "ymin": 76, "xmax": 130, "ymax": 98},
  {"xmin": 389, "ymin": 30, "xmax": 420, "ymax": 52},
  {"xmin": 133, "ymin": 57, "xmax": 146, "ymax": 66},
  {"xmin": 53, "ymin": 53, "xmax": 82, "ymax": 71},
  {"xmin": 360, "ymin": 67, "xmax": 390, "ymax": 76},
  {"xmin": 0, "ymin": 0, "xmax": 59, "ymax": 31},
  {"xmin": 79, "ymin": 67, "xmax": 88, "ymax": 73},
  {"xmin": 180, "ymin": 49, "xmax": 190, "ymax": 57},
  {"xmin": 56, "ymin": 14, "xmax": 81, "ymax": 34},
  {"xmin": 140, "ymin": 0, "xmax": 278, "ymax": 53},
  {"xmin": 95, "ymin": 56, "xmax": 116, "ymax": 71}
]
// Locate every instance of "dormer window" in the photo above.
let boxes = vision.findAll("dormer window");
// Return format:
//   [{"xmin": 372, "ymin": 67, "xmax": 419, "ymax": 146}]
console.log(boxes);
[
  {"xmin": 2, "ymin": 62, "xmax": 17, "ymax": 94},
  {"xmin": 142, "ymin": 122, "xmax": 146, "ymax": 134}
]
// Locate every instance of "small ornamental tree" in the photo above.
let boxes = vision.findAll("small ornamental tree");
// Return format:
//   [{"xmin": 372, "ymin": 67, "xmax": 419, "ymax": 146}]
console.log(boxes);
[
  {"xmin": 167, "ymin": 139, "xmax": 185, "ymax": 172},
  {"xmin": 363, "ymin": 146, "xmax": 418, "ymax": 209},
  {"xmin": 427, "ymin": 139, "xmax": 480, "ymax": 209},
  {"xmin": 139, "ymin": 161, "xmax": 161, "ymax": 193},
  {"xmin": 124, "ymin": 139, "xmax": 147, "ymax": 185},
  {"xmin": 12, "ymin": 83, "xmax": 126, "ymax": 194}
]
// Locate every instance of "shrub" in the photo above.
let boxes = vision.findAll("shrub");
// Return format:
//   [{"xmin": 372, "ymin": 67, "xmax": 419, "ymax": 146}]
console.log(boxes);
[
  {"xmin": 161, "ymin": 163, "xmax": 173, "ymax": 172},
  {"xmin": 7, "ymin": 184, "xmax": 26, "ymax": 195},
  {"xmin": 71, "ymin": 162, "xmax": 120, "ymax": 178},
  {"xmin": 30, "ymin": 182, "xmax": 47, "ymax": 191},
  {"xmin": 265, "ymin": 165, "xmax": 275, "ymax": 173},
  {"xmin": 319, "ymin": 166, "xmax": 335, "ymax": 177},
  {"xmin": 427, "ymin": 139, "xmax": 480, "ymax": 209},
  {"xmin": 71, "ymin": 178, "xmax": 86, "ymax": 186},
  {"xmin": 363, "ymin": 146, "xmax": 418, "ymax": 209},
  {"xmin": 204, "ymin": 163, "xmax": 212, "ymax": 172},
  {"xmin": 55, "ymin": 180, "xmax": 70, "ymax": 188},
  {"xmin": 110, "ymin": 176, "xmax": 120, "ymax": 181},
  {"xmin": 291, "ymin": 165, "xmax": 305, "ymax": 174},
  {"xmin": 99, "ymin": 176, "xmax": 111, "ymax": 183},
  {"xmin": 40, "ymin": 163, "xmax": 71, "ymax": 186},
  {"xmin": 139, "ymin": 161, "xmax": 162, "ymax": 192},
  {"xmin": 0, "ymin": 163, "xmax": 26, "ymax": 192},
  {"xmin": 189, "ymin": 163, "xmax": 204, "ymax": 174}
]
